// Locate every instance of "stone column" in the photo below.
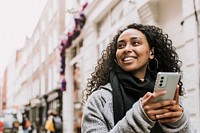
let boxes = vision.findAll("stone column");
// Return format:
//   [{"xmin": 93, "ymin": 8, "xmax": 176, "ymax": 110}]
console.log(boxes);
[{"xmin": 182, "ymin": 0, "xmax": 200, "ymax": 132}]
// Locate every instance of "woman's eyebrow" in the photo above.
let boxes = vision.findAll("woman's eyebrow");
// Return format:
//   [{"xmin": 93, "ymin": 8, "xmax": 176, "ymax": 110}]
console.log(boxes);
[
  {"xmin": 117, "ymin": 36, "xmax": 142, "ymax": 43},
  {"xmin": 130, "ymin": 37, "xmax": 142, "ymax": 40},
  {"xmin": 117, "ymin": 40, "xmax": 124, "ymax": 43}
]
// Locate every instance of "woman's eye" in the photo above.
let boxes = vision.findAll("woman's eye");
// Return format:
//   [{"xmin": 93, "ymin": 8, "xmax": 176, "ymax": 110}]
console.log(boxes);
[
  {"xmin": 117, "ymin": 43, "xmax": 125, "ymax": 49},
  {"xmin": 132, "ymin": 41, "xmax": 140, "ymax": 45}
]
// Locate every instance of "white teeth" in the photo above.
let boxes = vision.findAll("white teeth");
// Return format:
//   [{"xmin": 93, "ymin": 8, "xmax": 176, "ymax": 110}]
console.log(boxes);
[{"xmin": 124, "ymin": 57, "xmax": 134, "ymax": 61}]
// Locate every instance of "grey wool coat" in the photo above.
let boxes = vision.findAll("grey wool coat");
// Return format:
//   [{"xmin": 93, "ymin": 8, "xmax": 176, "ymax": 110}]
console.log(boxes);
[{"xmin": 81, "ymin": 83, "xmax": 195, "ymax": 133}]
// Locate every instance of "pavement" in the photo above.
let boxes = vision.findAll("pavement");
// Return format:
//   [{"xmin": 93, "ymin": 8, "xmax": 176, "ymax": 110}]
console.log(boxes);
[
  {"xmin": 18, "ymin": 126, "xmax": 37, "ymax": 133},
  {"xmin": 18, "ymin": 126, "xmax": 23, "ymax": 133}
]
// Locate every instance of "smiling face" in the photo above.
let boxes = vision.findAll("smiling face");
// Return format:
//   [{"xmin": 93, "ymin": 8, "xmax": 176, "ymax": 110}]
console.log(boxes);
[{"xmin": 116, "ymin": 29, "xmax": 154, "ymax": 79}]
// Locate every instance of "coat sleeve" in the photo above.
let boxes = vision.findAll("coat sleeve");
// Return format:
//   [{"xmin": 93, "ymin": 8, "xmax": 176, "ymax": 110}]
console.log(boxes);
[
  {"xmin": 81, "ymin": 89, "xmax": 156, "ymax": 133},
  {"xmin": 160, "ymin": 97, "xmax": 196, "ymax": 133}
]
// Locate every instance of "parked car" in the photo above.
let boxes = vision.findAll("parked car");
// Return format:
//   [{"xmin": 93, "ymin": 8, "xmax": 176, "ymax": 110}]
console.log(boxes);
[
  {"xmin": 0, "ymin": 116, "xmax": 4, "ymax": 133},
  {"xmin": 2, "ymin": 113, "xmax": 19, "ymax": 133}
]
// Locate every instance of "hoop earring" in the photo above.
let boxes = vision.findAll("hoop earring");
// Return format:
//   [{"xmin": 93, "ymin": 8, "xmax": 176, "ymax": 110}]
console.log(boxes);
[
  {"xmin": 114, "ymin": 59, "xmax": 118, "ymax": 65},
  {"xmin": 148, "ymin": 58, "xmax": 158, "ymax": 72}
]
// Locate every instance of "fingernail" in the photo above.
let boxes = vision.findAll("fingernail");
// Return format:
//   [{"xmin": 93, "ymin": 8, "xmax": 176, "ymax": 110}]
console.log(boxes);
[
  {"xmin": 162, "ymin": 90, "xmax": 167, "ymax": 94},
  {"xmin": 156, "ymin": 115, "xmax": 160, "ymax": 118}
]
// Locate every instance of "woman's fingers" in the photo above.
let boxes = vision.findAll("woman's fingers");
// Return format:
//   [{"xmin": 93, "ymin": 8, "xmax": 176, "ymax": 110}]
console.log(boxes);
[
  {"xmin": 142, "ymin": 90, "xmax": 183, "ymax": 122},
  {"xmin": 143, "ymin": 100, "xmax": 176, "ymax": 111},
  {"xmin": 155, "ymin": 103, "xmax": 183, "ymax": 123},
  {"xmin": 145, "ymin": 108, "xmax": 171, "ymax": 121},
  {"xmin": 143, "ymin": 100, "xmax": 177, "ymax": 121},
  {"xmin": 142, "ymin": 92, "xmax": 152, "ymax": 102},
  {"xmin": 163, "ymin": 104, "xmax": 183, "ymax": 111},
  {"xmin": 158, "ymin": 116, "xmax": 182, "ymax": 123},
  {"xmin": 156, "ymin": 110, "xmax": 183, "ymax": 123},
  {"xmin": 142, "ymin": 90, "xmax": 167, "ymax": 106},
  {"xmin": 156, "ymin": 111, "xmax": 182, "ymax": 119},
  {"xmin": 174, "ymin": 85, "xmax": 180, "ymax": 103}
]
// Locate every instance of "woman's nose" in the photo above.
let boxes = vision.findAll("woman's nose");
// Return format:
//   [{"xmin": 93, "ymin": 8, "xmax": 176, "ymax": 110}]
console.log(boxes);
[{"xmin": 124, "ymin": 44, "xmax": 132, "ymax": 52}]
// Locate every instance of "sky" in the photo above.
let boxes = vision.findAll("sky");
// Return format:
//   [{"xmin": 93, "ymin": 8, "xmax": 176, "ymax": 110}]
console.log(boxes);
[{"xmin": 0, "ymin": 0, "xmax": 47, "ymax": 79}]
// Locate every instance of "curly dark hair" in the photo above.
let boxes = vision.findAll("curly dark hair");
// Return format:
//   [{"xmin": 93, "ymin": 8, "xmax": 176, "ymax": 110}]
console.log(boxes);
[{"xmin": 83, "ymin": 23, "xmax": 183, "ymax": 103}]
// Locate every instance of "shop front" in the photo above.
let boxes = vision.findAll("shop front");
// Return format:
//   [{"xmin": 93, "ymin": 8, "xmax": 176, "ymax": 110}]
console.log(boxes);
[
  {"xmin": 25, "ymin": 89, "xmax": 62, "ymax": 133},
  {"xmin": 29, "ymin": 98, "xmax": 42, "ymax": 132},
  {"xmin": 46, "ymin": 89, "xmax": 62, "ymax": 118}
]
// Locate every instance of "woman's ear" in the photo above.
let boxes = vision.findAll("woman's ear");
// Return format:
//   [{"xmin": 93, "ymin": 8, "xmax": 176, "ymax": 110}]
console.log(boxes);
[{"xmin": 149, "ymin": 47, "xmax": 154, "ymax": 59}]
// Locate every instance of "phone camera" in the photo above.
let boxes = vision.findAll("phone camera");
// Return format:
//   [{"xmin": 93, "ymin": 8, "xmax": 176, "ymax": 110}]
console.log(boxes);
[
  {"xmin": 161, "ymin": 76, "xmax": 164, "ymax": 79},
  {"xmin": 159, "ymin": 83, "xmax": 162, "ymax": 86}
]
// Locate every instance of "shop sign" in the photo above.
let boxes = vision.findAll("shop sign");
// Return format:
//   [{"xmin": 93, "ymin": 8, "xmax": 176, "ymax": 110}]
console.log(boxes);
[
  {"xmin": 30, "ymin": 98, "xmax": 41, "ymax": 107},
  {"xmin": 47, "ymin": 92, "xmax": 59, "ymax": 102},
  {"xmin": 41, "ymin": 98, "xmax": 46, "ymax": 106}
]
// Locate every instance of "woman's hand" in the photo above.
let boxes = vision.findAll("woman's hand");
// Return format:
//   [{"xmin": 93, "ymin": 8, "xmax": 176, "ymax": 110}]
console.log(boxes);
[
  {"xmin": 155, "ymin": 86, "xmax": 183, "ymax": 123},
  {"xmin": 141, "ymin": 86, "xmax": 183, "ymax": 123}
]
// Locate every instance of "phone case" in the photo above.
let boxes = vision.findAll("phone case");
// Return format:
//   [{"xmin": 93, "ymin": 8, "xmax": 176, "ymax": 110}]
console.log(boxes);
[{"xmin": 153, "ymin": 72, "xmax": 180, "ymax": 102}]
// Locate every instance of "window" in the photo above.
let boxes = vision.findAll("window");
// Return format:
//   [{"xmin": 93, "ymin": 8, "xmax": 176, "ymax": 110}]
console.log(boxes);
[
  {"xmin": 97, "ymin": 16, "xmax": 110, "ymax": 37},
  {"xmin": 27, "ymin": 62, "xmax": 32, "ymax": 79},
  {"xmin": 53, "ymin": 64, "xmax": 59, "ymax": 89},
  {"xmin": 97, "ymin": 37, "xmax": 111, "ymax": 58},
  {"xmin": 27, "ymin": 43, "xmax": 32, "ymax": 56},
  {"xmin": 71, "ymin": 39, "xmax": 83, "ymax": 58},
  {"xmin": 34, "ymin": 31, "xmax": 40, "ymax": 45},
  {"xmin": 48, "ymin": 35, "xmax": 53, "ymax": 55},
  {"xmin": 41, "ymin": 45, "xmax": 46, "ymax": 63},
  {"xmin": 52, "ymin": 0, "xmax": 58, "ymax": 14},
  {"xmin": 33, "ymin": 53, "xmax": 39, "ymax": 72},
  {"xmin": 110, "ymin": 1, "xmax": 123, "ymax": 26},
  {"xmin": 41, "ymin": 20, "xmax": 46, "ymax": 33},
  {"xmin": 32, "ymin": 80, "xmax": 39, "ymax": 98},
  {"xmin": 48, "ymin": 67, "xmax": 53, "ymax": 92},
  {"xmin": 41, "ymin": 74, "xmax": 46, "ymax": 95},
  {"xmin": 48, "ymin": 6, "xmax": 53, "ymax": 22},
  {"xmin": 53, "ymin": 30, "xmax": 58, "ymax": 49}
]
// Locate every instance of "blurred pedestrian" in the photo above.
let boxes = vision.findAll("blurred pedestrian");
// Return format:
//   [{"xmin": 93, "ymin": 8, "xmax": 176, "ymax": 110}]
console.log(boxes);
[
  {"xmin": 52, "ymin": 111, "xmax": 62, "ymax": 133},
  {"xmin": 21, "ymin": 113, "xmax": 33, "ymax": 133},
  {"xmin": 35, "ymin": 117, "xmax": 40, "ymax": 133},
  {"xmin": 21, "ymin": 113, "xmax": 29, "ymax": 133},
  {"xmin": 0, "ymin": 120, "xmax": 3, "ymax": 133},
  {"xmin": 45, "ymin": 110, "xmax": 55, "ymax": 133}
]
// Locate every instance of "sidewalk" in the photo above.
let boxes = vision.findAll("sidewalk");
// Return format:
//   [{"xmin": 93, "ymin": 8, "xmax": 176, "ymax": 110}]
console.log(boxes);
[
  {"xmin": 18, "ymin": 126, "xmax": 23, "ymax": 133},
  {"xmin": 18, "ymin": 126, "xmax": 37, "ymax": 133}
]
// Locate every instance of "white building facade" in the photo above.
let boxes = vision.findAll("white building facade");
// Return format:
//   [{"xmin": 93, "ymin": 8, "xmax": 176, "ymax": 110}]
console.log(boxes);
[
  {"xmin": 3, "ymin": 0, "xmax": 200, "ymax": 133},
  {"xmin": 63, "ymin": 0, "xmax": 200, "ymax": 132},
  {"xmin": 5, "ymin": 0, "xmax": 66, "ymax": 132}
]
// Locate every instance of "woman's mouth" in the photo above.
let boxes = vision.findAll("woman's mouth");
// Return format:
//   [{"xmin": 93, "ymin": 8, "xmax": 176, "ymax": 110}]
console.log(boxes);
[{"xmin": 122, "ymin": 56, "xmax": 136, "ymax": 63}]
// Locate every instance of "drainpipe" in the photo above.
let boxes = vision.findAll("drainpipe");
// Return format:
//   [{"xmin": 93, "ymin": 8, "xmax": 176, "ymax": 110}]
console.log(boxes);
[
  {"xmin": 193, "ymin": 0, "xmax": 200, "ymax": 132},
  {"xmin": 63, "ymin": 50, "xmax": 74, "ymax": 133}
]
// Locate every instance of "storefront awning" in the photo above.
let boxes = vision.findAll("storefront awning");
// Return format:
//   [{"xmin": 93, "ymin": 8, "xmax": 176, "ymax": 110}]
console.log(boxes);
[{"xmin": 30, "ymin": 98, "xmax": 41, "ymax": 107}]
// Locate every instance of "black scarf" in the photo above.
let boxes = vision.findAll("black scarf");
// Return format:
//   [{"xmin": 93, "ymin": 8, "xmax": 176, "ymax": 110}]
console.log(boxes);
[{"xmin": 110, "ymin": 65, "xmax": 164, "ymax": 132}]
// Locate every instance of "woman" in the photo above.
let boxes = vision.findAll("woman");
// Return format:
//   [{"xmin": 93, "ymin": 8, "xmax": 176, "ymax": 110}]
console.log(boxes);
[
  {"xmin": 45, "ymin": 110, "xmax": 55, "ymax": 133},
  {"xmin": 81, "ymin": 23, "xmax": 193, "ymax": 132}
]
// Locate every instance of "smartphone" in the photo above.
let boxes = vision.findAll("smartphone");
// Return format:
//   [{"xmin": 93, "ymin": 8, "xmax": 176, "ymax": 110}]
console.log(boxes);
[{"xmin": 153, "ymin": 72, "xmax": 180, "ymax": 102}]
